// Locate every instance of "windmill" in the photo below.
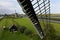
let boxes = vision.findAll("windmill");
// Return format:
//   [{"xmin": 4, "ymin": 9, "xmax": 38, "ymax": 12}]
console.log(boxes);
[{"xmin": 17, "ymin": 0, "xmax": 50, "ymax": 39}]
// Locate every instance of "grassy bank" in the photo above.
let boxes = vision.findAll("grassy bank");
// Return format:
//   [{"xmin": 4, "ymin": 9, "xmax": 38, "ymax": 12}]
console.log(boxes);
[
  {"xmin": 0, "ymin": 18, "xmax": 41, "ymax": 40},
  {"xmin": 0, "ymin": 17, "xmax": 60, "ymax": 40}
]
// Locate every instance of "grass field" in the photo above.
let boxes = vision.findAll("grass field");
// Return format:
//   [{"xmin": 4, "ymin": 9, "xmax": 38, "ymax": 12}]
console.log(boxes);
[
  {"xmin": 0, "ymin": 17, "xmax": 60, "ymax": 40},
  {"xmin": 0, "ymin": 18, "xmax": 41, "ymax": 40},
  {"xmin": 50, "ymin": 14, "xmax": 60, "ymax": 17},
  {"xmin": 51, "ymin": 23, "xmax": 60, "ymax": 36}
]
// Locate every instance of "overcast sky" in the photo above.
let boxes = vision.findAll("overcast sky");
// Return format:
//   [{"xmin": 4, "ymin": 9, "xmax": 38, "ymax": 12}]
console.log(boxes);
[{"xmin": 0, "ymin": 0, "xmax": 60, "ymax": 14}]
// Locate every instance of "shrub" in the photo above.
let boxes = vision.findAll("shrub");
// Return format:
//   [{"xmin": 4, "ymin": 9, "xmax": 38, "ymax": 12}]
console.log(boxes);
[
  {"xmin": 19, "ymin": 26, "xmax": 26, "ymax": 33},
  {"xmin": 3, "ymin": 27, "xmax": 9, "ymax": 31},
  {"xmin": 24, "ymin": 29, "xmax": 33, "ymax": 36}
]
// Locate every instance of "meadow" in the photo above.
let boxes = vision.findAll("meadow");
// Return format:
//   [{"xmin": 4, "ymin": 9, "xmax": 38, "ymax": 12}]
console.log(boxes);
[{"xmin": 0, "ymin": 17, "xmax": 60, "ymax": 40}]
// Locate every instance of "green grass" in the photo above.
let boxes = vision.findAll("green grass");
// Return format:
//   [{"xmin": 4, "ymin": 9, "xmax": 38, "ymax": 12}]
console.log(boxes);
[
  {"xmin": 0, "ymin": 18, "xmax": 40, "ymax": 40},
  {"xmin": 50, "ymin": 14, "xmax": 60, "ymax": 17},
  {"xmin": 0, "ymin": 17, "xmax": 60, "ymax": 40},
  {"xmin": 0, "ymin": 30, "xmax": 32, "ymax": 40},
  {"xmin": 14, "ymin": 18, "xmax": 37, "ymax": 33},
  {"xmin": 40, "ymin": 20, "xmax": 60, "ymax": 36},
  {"xmin": 51, "ymin": 23, "xmax": 60, "ymax": 36}
]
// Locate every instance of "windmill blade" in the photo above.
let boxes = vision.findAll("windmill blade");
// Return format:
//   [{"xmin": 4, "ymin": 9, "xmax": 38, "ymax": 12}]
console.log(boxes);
[{"xmin": 17, "ymin": 0, "xmax": 44, "ymax": 39}]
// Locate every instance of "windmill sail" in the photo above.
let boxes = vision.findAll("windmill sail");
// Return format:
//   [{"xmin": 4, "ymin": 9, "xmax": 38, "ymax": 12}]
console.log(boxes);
[{"xmin": 17, "ymin": 0, "xmax": 50, "ymax": 39}]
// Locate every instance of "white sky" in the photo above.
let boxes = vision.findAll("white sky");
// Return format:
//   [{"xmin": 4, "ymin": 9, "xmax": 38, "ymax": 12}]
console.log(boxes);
[{"xmin": 0, "ymin": 0, "xmax": 60, "ymax": 14}]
